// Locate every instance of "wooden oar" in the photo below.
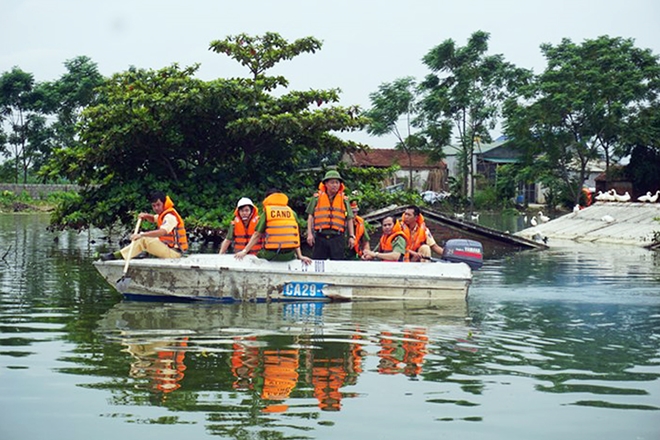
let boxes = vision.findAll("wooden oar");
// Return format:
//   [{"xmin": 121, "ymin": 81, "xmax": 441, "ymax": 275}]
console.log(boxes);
[{"xmin": 116, "ymin": 217, "xmax": 142, "ymax": 292}]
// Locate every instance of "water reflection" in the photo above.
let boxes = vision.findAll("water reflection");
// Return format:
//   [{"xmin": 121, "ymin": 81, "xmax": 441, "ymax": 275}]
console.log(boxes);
[
  {"xmin": 2, "ymin": 213, "xmax": 660, "ymax": 439},
  {"xmin": 96, "ymin": 300, "xmax": 468, "ymax": 417}
]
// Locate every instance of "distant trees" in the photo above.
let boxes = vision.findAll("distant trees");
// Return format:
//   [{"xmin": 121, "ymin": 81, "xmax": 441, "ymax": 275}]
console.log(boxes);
[
  {"xmin": 504, "ymin": 36, "xmax": 660, "ymax": 205},
  {"xmin": 419, "ymin": 31, "xmax": 531, "ymax": 200},
  {"xmin": 0, "ymin": 56, "xmax": 103, "ymax": 183},
  {"xmin": 365, "ymin": 31, "xmax": 531, "ymax": 200},
  {"xmin": 365, "ymin": 77, "xmax": 439, "ymax": 190}
]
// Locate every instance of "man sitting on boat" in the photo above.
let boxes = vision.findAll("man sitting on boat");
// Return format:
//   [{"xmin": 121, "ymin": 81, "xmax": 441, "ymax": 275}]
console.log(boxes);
[
  {"xmin": 346, "ymin": 200, "xmax": 370, "ymax": 260},
  {"xmin": 100, "ymin": 190, "xmax": 188, "ymax": 261},
  {"xmin": 362, "ymin": 216, "xmax": 406, "ymax": 262},
  {"xmin": 399, "ymin": 205, "xmax": 444, "ymax": 262},
  {"xmin": 235, "ymin": 189, "xmax": 312, "ymax": 265},
  {"xmin": 305, "ymin": 170, "xmax": 355, "ymax": 260},
  {"xmin": 219, "ymin": 197, "xmax": 262, "ymax": 255}
]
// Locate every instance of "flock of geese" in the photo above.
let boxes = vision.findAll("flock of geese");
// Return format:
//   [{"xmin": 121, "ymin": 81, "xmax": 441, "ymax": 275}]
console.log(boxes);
[
  {"xmin": 523, "ymin": 211, "xmax": 550, "ymax": 226},
  {"xmin": 594, "ymin": 189, "xmax": 660, "ymax": 203}
]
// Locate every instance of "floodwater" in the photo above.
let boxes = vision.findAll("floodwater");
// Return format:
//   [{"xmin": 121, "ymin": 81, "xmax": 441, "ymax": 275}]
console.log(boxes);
[{"xmin": 1, "ymin": 213, "xmax": 659, "ymax": 440}]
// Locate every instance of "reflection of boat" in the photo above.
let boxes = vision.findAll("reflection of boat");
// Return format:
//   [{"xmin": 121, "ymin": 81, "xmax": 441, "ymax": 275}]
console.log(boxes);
[
  {"xmin": 93, "ymin": 253, "xmax": 473, "ymax": 302},
  {"xmin": 97, "ymin": 300, "xmax": 469, "ymax": 411},
  {"xmin": 97, "ymin": 298, "xmax": 469, "ymax": 338}
]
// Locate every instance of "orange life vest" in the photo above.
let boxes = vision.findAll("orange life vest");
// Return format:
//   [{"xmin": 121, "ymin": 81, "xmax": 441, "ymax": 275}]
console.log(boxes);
[
  {"xmin": 232, "ymin": 206, "xmax": 262, "ymax": 254},
  {"xmin": 399, "ymin": 213, "xmax": 428, "ymax": 252},
  {"xmin": 263, "ymin": 193, "xmax": 300, "ymax": 251},
  {"xmin": 313, "ymin": 182, "xmax": 348, "ymax": 233},
  {"xmin": 352, "ymin": 215, "xmax": 366, "ymax": 256},
  {"xmin": 378, "ymin": 229, "xmax": 406, "ymax": 261},
  {"xmin": 157, "ymin": 196, "xmax": 188, "ymax": 252}
]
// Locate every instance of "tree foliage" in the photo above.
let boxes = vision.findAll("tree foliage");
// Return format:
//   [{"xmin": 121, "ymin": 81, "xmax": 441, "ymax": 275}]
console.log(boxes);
[
  {"xmin": 364, "ymin": 77, "xmax": 445, "ymax": 189},
  {"xmin": 0, "ymin": 67, "xmax": 49, "ymax": 183},
  {"xmin": 504, "ymin": 35, "xmax": 660, "ymax": 204},
  {"xmin": 0, "ymin": 58, "xmax": 103, "ymax": 184},
  {"xmin": 419, "ymin": 31, "xmax": 531, "ymax": 199},
  {"xmin": 44, "ymin": 33, "xmax": 370, "ymax": 233}
]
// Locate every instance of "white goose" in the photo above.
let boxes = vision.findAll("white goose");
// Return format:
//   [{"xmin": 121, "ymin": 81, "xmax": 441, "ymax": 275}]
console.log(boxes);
[
  {"xmin": 470, "ymin": 212, "xmax": 480, "ymax": 222},
  {"xmin": 614, "ymin": 191, "xmax": 631, "ymax": 202},
  {"xmin": 530, "ymin": 216, "xmax": 538, "ymax": 226},
  {"xmin": 649, "ymin": 190, "xmax": 660, "ymax": 203},
  {"xmin": 594, "ymin": 191, "xmax": 608, "ymax": 202},
  {"xmin": 638, "ymin": 192, "xmax": 652, "ymax": 203},
  {"xmin": 538, "ymin": 211, "xmax": 550, "ymax": 223},
  {"xmin": 601, "ymin": 189, "xmax": 616, "ymax": 202}
]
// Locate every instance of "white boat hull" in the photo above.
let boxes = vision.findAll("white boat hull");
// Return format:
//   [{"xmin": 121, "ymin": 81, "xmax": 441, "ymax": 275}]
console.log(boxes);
[{"xmin": 93, "ymin": 254, "xmax": 472, "ymax": 302}]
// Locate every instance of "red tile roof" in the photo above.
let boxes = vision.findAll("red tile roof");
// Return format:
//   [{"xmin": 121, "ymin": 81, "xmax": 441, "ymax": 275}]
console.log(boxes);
[{"xmin": 344, "ymin": 149, "xmax": 446, "ymax": 169}]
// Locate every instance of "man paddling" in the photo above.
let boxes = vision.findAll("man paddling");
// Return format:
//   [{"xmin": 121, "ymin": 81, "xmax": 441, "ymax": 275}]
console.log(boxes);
[{"xmin": 100, "ymin": 190, "xmax": 188, "ymax": 260}]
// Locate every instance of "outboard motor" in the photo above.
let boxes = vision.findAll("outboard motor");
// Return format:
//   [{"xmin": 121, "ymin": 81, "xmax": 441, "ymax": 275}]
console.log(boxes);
[{"xmin": 442, "ymin": 239, "xmax": 483, "ymax": 270}]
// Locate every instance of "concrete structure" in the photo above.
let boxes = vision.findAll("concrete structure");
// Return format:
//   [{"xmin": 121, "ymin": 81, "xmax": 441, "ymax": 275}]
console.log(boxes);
[{"xmin": 516, "ymin": 202, "xmax": 660, "ymax": 248}]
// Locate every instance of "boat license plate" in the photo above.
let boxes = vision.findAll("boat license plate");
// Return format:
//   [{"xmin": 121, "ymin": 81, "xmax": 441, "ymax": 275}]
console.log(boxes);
[{"xmin": 282, "ymin": 282, "xmax": 327, "ymax": 299}]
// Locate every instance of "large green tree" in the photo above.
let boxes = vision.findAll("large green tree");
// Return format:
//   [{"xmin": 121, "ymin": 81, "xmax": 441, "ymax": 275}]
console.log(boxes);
[
  {"xmin": 504, "ymin": 35, "xmax": 660, "ymax": 204},
  {"xmin": 365, "ymin": 77, "xmax": 451, "ymax": 190},
  {"xmin": 419, "ymin": 31, "xmax": 531, "ymax": 200},
  {"xmin": 39, "ymin": 56, "xmax": 105, "ymax": 155},
  {"xmin": 45, "ymin": 33, "xmax": 369, "ymax": 233},
  {"xmin": 0, "ymin": 67, "xmax": 52, "ymax": 183}
]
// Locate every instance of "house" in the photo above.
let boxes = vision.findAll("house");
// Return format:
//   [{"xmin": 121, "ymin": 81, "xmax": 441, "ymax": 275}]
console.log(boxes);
[
  {"xmin": 444, "ymin": 136, "xmax": 543, "ymax": 204},
  {"xmin": 342, "ymin": 149, "xmax": 448, "ymax": 192}
]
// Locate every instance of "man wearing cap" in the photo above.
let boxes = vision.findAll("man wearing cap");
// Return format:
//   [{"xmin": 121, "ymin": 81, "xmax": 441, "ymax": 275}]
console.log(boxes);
[
  {"xmin": 306, "ymin": 170, "xmax": 355, "ymax": 260},
  {"xmin": 347, "ymin": 200, "xmax": 370, "ymax": 259},
  {"xmin": 219, "ymin": 197, "xmax": 262, "ymax": 255}
]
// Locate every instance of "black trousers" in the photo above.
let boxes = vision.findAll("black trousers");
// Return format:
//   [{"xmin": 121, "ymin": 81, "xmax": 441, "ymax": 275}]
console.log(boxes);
[{"xmin": 312, "ymin": 233, "xmax": 345, "ymax": 260}]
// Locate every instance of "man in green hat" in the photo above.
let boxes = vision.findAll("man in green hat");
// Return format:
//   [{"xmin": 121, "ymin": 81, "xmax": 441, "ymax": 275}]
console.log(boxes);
[{"xmin": 306, "ymin": 170, "xmax": 355, "ymax": 260}]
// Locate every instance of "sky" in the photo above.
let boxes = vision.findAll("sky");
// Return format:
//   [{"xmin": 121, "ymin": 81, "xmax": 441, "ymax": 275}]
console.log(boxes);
[{"xmin": 2, "ymin": 0, "xmax": 660, "ymax": 148}]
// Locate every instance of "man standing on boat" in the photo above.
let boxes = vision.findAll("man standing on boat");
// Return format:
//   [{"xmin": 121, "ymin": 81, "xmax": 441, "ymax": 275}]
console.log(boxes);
[
  {"xmin": 235, "ymin": 189, "xmax": 312, "ymax": 264},
  {"xmin": 219, "ymin": 197, "xmax": 262, "ymax": 255},
  {"xmin": 362, "ymin": 216, "xmax": 406, "ymax": 262},
  {"xmin": 399, "ymin": 205, "xmax": 443, "ymax": 262},
  {"xmin": 347, "ymin": 200, "xmax": 370, "ymax": 259},
  {"xmin": 100, "ymin": 191, "xmax": 188, "ymax": 261},
  {"xmin": 306, "ymin": 170, "xmax": 355, "ymax": 260}
]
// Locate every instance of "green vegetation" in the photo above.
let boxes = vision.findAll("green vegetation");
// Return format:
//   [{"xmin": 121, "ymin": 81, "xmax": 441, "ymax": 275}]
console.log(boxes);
[
  {"xmin": 0, "ymin": 189, "xmax": 78, "ymax": 213},
  {"xmin": 1, "ymin": 31, "xmax": 659, "ymax": 235}
]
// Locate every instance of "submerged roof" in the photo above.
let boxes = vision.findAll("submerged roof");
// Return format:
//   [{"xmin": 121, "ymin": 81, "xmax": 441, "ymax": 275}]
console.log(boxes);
[{"xmin": 343, "ymin": 149, "xmax": 446, "ymax": 169}]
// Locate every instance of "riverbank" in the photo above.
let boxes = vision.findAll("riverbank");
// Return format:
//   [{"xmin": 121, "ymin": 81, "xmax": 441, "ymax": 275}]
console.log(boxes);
[{"xmin": 0, "ymin": 189, "xmax": 63, "ymax": 213}]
